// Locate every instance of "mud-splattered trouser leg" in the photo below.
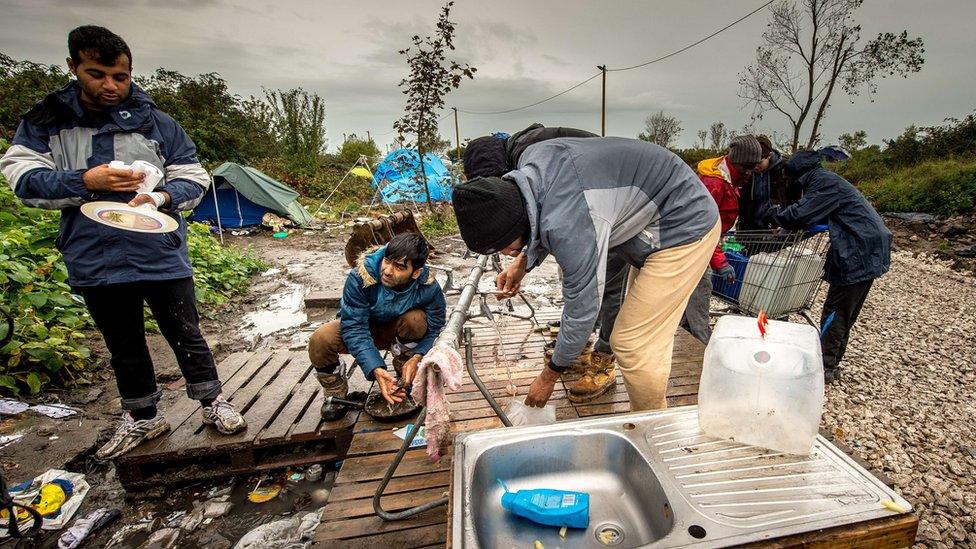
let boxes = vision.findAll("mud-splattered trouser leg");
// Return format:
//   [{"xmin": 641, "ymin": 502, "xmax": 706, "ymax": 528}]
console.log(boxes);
[{"xmin": 78, "ymin": 277, "xmax": 221, "ymax": 411}]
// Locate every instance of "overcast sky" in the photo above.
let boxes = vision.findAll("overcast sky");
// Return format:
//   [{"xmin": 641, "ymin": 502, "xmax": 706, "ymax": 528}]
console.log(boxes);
[{"xmin": 1, "ymin": 0, "xmax": 973, "ymax": 154}]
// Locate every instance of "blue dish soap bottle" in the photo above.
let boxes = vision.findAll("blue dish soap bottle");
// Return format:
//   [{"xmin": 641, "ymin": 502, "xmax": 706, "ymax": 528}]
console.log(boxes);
[{"xmin": 498, "ymin": 479, "xmax": 590, "ymax": 529}]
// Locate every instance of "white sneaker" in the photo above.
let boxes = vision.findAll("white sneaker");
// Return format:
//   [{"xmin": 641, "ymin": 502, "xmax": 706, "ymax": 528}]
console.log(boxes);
[
  {"xmin": 96, "ymin": 413, "xmax": 170, "ymax": 460},
  {"xmin": 201, "ymin": 395, "xmax": 247, "ymax": 434}
]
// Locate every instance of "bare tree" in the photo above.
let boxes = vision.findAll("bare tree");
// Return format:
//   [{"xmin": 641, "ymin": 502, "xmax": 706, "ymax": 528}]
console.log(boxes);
[
  {"xmin": 739, "ymin": 0, "xmax": 924, "ymax": 152},
  {"xmin": 708, "ymin": 121, "xmax": 729, "ymax": 151},
  {"xmin": 696, "ymin": 129, "xmax": 708, "ymax": 149},
  {"xmin": 394, "ymin": 1, "xmax": 476, "ymax": 213},
  {"xmin": 637, "ymin": 110, "xmax": 682, "ymax": 148}
]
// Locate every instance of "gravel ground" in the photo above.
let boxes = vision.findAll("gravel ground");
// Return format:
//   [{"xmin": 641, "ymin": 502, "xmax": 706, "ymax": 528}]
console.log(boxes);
[{"xmin": 819, "ymin": 251, "xmax": 976, "ymax": 547}]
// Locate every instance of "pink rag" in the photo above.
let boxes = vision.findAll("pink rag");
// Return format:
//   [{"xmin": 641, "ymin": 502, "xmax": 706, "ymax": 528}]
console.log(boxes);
[{"xmin": 411, "ymin": 344, "xmax": 464, "ymax": 460}]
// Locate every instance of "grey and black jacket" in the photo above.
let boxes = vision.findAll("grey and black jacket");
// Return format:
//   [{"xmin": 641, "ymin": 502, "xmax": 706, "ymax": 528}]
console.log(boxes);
[
  {"xmin": 0, "ymin": 81, "xmax": 210, "ymax": 287},
  {"xmin": 505, "ymin": 137, "xmax": 719, "ymax": 368}
]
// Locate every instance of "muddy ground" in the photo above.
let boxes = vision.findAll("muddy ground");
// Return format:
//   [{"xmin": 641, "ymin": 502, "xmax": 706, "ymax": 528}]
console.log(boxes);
[
  {"xmin": 1, "ymin": 208, "xmax": 973, "ymax": 548},
  {"xmin": 0, "ymin": 218, "xmax": 562, "ymax": 549}
]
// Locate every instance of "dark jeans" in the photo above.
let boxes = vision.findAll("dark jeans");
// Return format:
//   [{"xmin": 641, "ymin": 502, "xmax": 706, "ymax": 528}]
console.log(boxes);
[
  {"xmin": 77, "ymin": 277, "xmax": 221, "ymax": 410},
  {"xmin": 821, "ymin": 279, "xmax": 874, "ymax": 371},
  {"xmin": 594, "ymin": 253, "xmax": 631, "ymax": 353},
  {"xmin": 679, "ymin": 273, "xmax": 713, "ymax": 344}
]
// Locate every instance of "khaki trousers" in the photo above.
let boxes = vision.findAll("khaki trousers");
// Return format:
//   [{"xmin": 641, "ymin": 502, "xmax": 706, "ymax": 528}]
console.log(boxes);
[
  {"xmin": 610, "ymin": 220, "xmax": 721, "ymax": 411},
  {"xmin": 308, "ymin": 309, "xmax": 427, "ymax": 369}
]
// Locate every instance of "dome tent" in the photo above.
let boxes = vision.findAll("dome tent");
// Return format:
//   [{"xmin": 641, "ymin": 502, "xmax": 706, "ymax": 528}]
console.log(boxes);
[{"xmin": 189, "ymin": 162, "xmax": 313, "ymax": 228}]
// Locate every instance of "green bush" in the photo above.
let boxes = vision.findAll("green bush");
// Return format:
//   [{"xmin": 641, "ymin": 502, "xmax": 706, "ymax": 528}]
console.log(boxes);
[
  {"xmin": 419, "ymin": 206, "xmax": 458, "ymax": 238},
  {"xmin": 0, "ymin": 180, "xmax": 266, "ymax": 396},
  {"xmin": 0, "ymin": 185, "xmax": 94, "ymax": 395},
  {"xmin": 186, "ymin": 223, "xmax": 267, "ymax": 307},
  {"xmin": 855, "ymin": 157, "xmax": 976, "ymax": 215}
]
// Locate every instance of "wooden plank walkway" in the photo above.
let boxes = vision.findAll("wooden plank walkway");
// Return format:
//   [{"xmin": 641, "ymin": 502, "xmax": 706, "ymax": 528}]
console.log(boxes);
[
  {"xmin": 314, "ymin": 310, "xmax": 705, "ymax": 547},
  {"xmin": 114, "ymin": 350, "xmax": 358, "ymax": 490},
  {"xmin": 314, "ymin": 308, "xmax": 917, "ymax": 548}
]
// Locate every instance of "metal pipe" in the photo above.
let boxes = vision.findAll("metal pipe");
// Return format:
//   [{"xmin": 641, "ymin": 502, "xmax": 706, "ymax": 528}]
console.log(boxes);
[
  {"xmin": 434, "ymin": 254, "xmax": 488, "ymax": 351},
  {"xmin": 374, "ymin": 254, "xmax": 488, "ymax": 521},
  {"xmin": 464, "ymin": 327, "xmax": 512, "ymax": 427}
]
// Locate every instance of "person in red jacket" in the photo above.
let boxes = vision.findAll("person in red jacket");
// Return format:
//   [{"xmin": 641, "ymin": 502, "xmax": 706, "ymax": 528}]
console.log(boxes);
[{"xmin": 680, "ymin": 135, "xmax": 763, "ymax": 343}]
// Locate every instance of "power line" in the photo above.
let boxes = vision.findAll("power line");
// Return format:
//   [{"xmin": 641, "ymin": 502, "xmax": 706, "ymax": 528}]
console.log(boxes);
[
  {"xmin": 607, "ymin": 0, "xmax": 774, "ymax": 72},
  {"xmin": 457, "ymin": 72, "xmax": 602, "ymax": 116},
  {"xmin": 371, "ymin": 111, "xmax": 455, "ymax": 139}
]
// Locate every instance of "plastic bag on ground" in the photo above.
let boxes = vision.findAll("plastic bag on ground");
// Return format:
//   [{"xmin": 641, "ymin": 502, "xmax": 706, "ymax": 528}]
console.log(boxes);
[
  {"xmin": 0, "ymin": 469, "xmax": 90, "ymax": 538},
  {"xmin": 233, "ymin": 509, "xmax": 322, "ymax": 549},
  {"xmin": 506, "ymin": 400, "xmax": 556, "ymax": 427}
]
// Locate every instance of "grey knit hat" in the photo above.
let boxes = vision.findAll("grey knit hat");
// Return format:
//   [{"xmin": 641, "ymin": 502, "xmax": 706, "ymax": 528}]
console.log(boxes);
[{"xmin": 727, "ymin": 135, "xmax": 763, "ymax": 166}]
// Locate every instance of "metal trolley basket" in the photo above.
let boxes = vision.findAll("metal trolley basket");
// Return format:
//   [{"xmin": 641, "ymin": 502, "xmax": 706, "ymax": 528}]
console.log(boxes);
[{"xmin": 710, "ymin": 227, "xmax": 830, "ymax": 327}]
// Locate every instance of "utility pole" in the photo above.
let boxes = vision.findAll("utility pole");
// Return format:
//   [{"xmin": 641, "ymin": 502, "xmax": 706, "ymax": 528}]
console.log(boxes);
[
  {"xmin": 366, "ymin": 130, "xmax": 371, "ymax": 143},
  {"xmin": 452, "ymin": 107, "xmax": 461, "ymax": 163},
  {"xmin": 597, "ymin": 65, "xmax": 607, "ymax": 137}
]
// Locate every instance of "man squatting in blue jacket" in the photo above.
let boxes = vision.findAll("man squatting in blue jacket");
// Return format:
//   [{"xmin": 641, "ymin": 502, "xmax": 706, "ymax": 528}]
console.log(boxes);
[
  {"xmin": 0, "ymin": 26, "xmax": 246, "ymax": 460},
  {"xmin": 307, "ymin": 233, "xmax": 446, "ymax": 420}
]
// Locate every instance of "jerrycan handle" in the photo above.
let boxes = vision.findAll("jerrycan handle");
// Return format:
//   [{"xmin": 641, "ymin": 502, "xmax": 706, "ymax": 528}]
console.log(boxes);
[{"xmin": 751, "ymin": 348, "xmax": 773, "ymax": 369}]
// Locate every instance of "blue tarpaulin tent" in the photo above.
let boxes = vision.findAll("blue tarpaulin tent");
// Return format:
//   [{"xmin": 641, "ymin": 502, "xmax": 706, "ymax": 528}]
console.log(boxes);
[{"xmin": 372, "ymin": 148, "xmax": 454, "ymax": 204}]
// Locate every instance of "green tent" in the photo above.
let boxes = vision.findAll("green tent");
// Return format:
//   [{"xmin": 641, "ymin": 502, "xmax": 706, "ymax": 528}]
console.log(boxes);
[{"xmin": 189, "ymin": 162, "xmax": 313, "ymax": 227}]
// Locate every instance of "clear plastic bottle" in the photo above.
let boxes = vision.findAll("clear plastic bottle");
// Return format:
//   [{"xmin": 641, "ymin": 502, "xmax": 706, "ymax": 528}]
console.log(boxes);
[{"xmin": 698, "ymin": 315, "xmax": 824, "ymax": 455}]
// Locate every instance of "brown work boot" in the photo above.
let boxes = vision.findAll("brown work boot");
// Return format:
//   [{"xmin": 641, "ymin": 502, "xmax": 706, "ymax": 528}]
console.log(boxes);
[
  {"xmin": 544, "ymin": 340, "xmax": 593, "ymax": 375},
  {"xmin": 316, "ymin": 361, "xmax": 349, "ymax": 421},
  {"xmin": 566, "ymin": 351, "xmax": 617, "ymax": 403}
]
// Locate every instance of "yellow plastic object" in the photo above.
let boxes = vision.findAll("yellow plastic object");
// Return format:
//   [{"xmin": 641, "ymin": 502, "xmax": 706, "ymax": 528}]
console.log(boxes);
[
  {"xmin": 533, "ymin": 541, "xmax": 544, "ymax": 549},
  {"xmin": 248, "ymin": 479, "xmax": 283, "ymax": 503},
  {"xmin": 0, "ymin": 482, "xmax": 68, "ymax": 522},
  {"xmin": 349, "ymin": 167, "xmax": 373, "ymax": 179},
  {"xmin": 881, "ymin": 499, "xmax": 908, "ymax": 513}
]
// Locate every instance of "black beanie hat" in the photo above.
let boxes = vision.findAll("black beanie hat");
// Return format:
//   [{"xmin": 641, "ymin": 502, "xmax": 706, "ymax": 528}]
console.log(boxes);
[
  {"xmin": 452, "ymin": 176, "xmax": 528, "ymax": 255},
  {"xmin": 463, "ymin": 136, "xmax": 509, "ymax": 179}
]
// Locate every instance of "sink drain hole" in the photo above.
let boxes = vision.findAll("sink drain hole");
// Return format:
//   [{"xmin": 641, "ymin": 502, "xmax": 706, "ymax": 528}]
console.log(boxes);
[
  {"xmin": 595, "ymin": 523, "xmax": 624, "ymax": 546},
  {"xmin": 688, "ymin": 524, "xmax": 707, "ymax": 539}
]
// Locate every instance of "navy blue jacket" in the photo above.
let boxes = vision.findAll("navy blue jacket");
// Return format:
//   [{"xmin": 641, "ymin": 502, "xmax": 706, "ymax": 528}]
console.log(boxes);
[
  {"xmin": 738, "ymin": 150, "xmax": 783, "ymax": 231},
  {"xmin": 0, "ymin": 81, "xmax": 210, "ymax": 287},
  {"xmin": 762, "ymin": 151, "xmax": 891, "ymax": 285},
  {"xmin": 340, "ymin": 246, "xmax": 446, "ymax": 379}
]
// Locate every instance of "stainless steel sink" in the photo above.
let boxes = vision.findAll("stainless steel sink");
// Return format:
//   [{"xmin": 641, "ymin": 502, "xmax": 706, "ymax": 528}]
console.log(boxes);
[
  {"xmin": 469, "ymin": 432, "xmax": 674, "ymax": 548},
  {"xmin": 453, "ymin": 406, "xmax": 912, "ymax": 548}
]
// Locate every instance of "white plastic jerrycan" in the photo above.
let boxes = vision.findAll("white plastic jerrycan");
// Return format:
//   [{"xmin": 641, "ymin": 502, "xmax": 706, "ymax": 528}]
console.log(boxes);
[{"xmin": 698, "ymin": 315, "xmax": 824, "ymax": 455}]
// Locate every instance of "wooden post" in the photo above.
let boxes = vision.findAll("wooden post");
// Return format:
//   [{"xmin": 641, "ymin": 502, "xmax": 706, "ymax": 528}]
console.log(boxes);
[
  {"xmin": 452, "ymin": 107, "xmax": 461, "ymax": 163},
  {"xmin": 598, "ymin": 65, "xmax": 607, "ymax": 136}
]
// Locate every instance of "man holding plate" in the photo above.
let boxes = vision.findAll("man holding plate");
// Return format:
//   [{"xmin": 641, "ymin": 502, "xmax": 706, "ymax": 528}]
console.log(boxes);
[{"xmin": 0, "ymin": 25, "xmax": 246, "ymax": 459}]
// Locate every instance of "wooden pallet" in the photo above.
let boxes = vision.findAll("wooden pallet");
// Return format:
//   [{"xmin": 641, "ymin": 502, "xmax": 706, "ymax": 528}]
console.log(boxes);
[
  {"xmin": 314, "ymin": 309, "xmax": 918, "ymax": 548},
  {"xmin": 114, "ymin": 350, "xmax": 358, "ymax": 490}
]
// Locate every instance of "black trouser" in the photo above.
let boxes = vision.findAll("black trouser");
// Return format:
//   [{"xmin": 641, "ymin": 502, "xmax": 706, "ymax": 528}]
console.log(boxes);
[
  {"xmin": 77, "ymin": 277, "xmax": 221, "ymax": 410},
  {"xmin": 594, "ymin": 253, "xmax": 631, "ymax": 353},
  {"xmin": 821, "ymin": 279, "xmax": 874, "ymax": 371}
]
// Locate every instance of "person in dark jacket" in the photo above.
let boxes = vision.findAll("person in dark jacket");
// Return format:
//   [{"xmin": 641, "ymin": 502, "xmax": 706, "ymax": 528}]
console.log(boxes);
[
  {"xmin": 738, "ymin": 135, "xmax": 783, "ymax": 231},
  {"xmin": 462, "ymin": 123, "xmax": 598, "ymax": 180},
  {"xmin": 307, "ymin": 233, "xmax": 446, "ymax": 419},
  {"xmin": 0, "ymin": 26, "xmax": 246, "ymax": 460},
  {"xmin": 760, "ymin": 151, "xmax": 892, "ymax": 382}
]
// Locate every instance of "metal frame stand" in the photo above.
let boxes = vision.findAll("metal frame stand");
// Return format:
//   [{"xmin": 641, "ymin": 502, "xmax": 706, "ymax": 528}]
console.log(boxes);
[{"xmin": 373, "ymin": 253, "xmax": 534, "ymax": 520}]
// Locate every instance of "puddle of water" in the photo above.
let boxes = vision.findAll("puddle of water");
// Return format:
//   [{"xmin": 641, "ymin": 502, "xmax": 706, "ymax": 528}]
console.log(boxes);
[{"xmin": 241, "ymin": 282, "xmax": 308, "ymax": 340}]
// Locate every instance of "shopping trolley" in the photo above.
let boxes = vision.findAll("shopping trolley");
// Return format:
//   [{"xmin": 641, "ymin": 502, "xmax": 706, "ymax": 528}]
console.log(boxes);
[{"xmin": 710, "ymin": 226, "xmax": 830, "ymax": 327}]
